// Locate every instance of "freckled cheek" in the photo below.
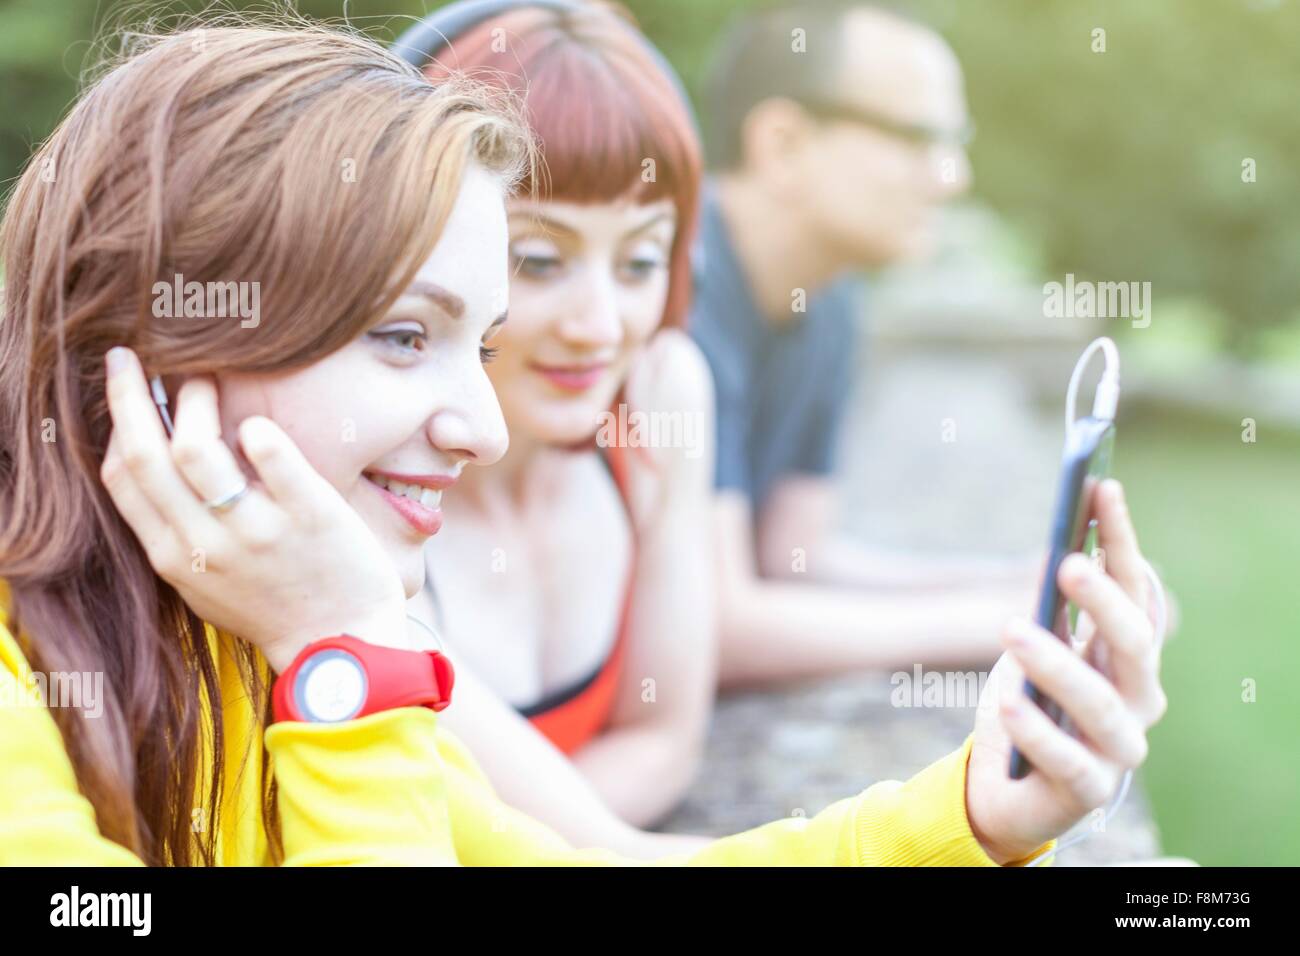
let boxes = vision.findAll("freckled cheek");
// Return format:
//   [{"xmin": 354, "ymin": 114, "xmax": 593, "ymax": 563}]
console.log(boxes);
[
  {"xmin": 268, "ymin": 416, "xmax": 360, "ymax": 492},
  {"xmin": 215, "ymin": 366, "xmax": 406, "ymax": 494},
  {"xmin": 245, "ymin": 397, "xmax": 388, "ymax": 494}
]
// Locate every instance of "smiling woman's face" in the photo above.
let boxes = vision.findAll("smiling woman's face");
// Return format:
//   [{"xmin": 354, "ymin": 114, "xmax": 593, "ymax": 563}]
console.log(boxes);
[
  {"xmin": 488, "ymin": 194, "xmax": 676, "ymax": 445},
  {"xmin": 215, "ymin": 163, "xmax": 512, "ymax": 597}
]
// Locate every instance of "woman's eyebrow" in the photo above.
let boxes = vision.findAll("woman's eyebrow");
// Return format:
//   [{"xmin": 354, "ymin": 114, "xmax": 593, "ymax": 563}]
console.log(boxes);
[
  {"xmin": 402, "ymin": 280, "xmax": 465, "ymax": 320},
  {"xmin": 507, "ymin": 208, "xmax": 674, "ymax": 239},
  {"xmin": 508, "ymin": 213, "xmax": 576, "ymax": 239},
  {"xmin": 626, "ymin": 211, "xmax": 674, "ymax": 236}
]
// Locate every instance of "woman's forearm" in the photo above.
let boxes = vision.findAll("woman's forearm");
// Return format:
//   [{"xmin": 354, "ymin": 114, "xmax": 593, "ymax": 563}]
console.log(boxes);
[
  {"xmin": 789, "ymin": 535, "xmax": 1043, "ymax": 595},
  {"xmin": 717, "ymin": 573, "xmax": 1009, "ymax": 686},
  {"xmin": 570, "ymin": 719, "xmax": 705, "ymax": 830}
]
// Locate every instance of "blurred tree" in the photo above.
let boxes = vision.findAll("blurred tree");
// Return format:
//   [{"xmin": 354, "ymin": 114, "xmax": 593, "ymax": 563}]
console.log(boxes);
[{"xmin": 907, "ymin": 0, "xmax": 1300, "ymax": 353}]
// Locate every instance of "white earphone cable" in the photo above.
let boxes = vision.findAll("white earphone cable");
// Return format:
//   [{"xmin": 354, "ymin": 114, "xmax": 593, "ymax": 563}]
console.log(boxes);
[{"xmin": 1064, "ymin": 335, "xmax": 1121, "ymax": 428}]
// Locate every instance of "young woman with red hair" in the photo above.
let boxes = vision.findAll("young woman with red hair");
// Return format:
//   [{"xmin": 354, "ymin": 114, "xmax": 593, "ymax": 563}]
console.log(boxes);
[
  {"xmin": 406, "ymin": 1, "xmax": 718, "ymax": 856},
  {"xmin": 404, "ymin": 0, "xmax": 1169, "ymax": 862}
]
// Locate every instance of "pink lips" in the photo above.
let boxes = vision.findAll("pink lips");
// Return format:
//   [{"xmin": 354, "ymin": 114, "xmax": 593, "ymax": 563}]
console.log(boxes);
[
  {"xmin": 365, "ymin": 470, "xmax": 457, "ymax": 537},
  {"xmin": 530, "ymin": 362, "xmax": 608, "ymax": 393}
]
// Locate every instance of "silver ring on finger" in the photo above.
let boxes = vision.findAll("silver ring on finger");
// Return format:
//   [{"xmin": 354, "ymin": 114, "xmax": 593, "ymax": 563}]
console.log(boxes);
[{"xmin": 204, "ymin": 480, "xmax": 251, "ymax": 514}]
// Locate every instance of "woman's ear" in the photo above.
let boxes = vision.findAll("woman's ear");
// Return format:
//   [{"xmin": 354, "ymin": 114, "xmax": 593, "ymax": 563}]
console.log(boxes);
[{"xmin": 743, "ymin": 96, "xmax": 816, "ymax": 192}]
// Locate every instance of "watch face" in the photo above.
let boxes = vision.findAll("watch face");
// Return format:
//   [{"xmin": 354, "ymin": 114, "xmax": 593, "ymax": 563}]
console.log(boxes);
[{"xmin": 295, "ymin": 648, "xmax": 368, "ymax": 722}]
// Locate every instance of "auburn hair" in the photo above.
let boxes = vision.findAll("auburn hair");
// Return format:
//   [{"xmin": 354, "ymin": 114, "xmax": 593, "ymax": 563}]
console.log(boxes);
[
  {"xmin": 0, "ymin": 19, "xmax": 530, "ymax": 865},
  {"xmin": 423, "ymin": 1, "xmax": 702, "ymax": 330}
]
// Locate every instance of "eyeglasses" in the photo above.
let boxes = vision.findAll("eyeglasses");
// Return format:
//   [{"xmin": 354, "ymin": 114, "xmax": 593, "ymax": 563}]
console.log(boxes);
[{"xmin": 799, "ymin": 98, "xmax": 975, "ymax": 149}]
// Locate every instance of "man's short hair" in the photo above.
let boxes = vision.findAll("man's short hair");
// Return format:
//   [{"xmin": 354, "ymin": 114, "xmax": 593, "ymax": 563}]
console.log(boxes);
[{"xmin": 703, "ymin": 1, "xmax": 918, "ymax": 170}]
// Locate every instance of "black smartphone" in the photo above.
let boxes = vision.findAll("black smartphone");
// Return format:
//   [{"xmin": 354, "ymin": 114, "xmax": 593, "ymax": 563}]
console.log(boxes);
[{"xmin": 1008, "ymin": 415, "xmax": 1115, "ymax": 780}]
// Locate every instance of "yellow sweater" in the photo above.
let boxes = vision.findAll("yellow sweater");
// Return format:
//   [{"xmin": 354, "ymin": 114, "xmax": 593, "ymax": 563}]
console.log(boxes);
[{"xmin": 0, "ymin": 588, "xmax": 1049, "ymax": 866}]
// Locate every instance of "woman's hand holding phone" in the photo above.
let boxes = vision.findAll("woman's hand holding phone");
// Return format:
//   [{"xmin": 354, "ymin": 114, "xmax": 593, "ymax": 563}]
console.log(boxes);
[
  {"xmin": 100, "ymin": 347, "xmax": 410, "ymax": 673},
  {"xmin": 964, "ymin": 479, "xmax": 1168, "ymax": 864}
]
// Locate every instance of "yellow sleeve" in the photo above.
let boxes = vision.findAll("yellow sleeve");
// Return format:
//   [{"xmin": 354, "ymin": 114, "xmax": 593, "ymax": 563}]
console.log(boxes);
[
  {"xmin": 0, "ymin": 614, "xmax": 460, "ymax": 866},
  {"xmin": 437, "ymin": 726, "xmax": 1054, "ymax": 866},
  {"xmin": 2, "ymin": 608, "xmax": 1052, "ymax": 868},
  {"xmin": 0, "ymin": 624, "xmax": 144, "ymax": 865},
  {"xmin": 264, "ymin": 708, "xmax": 459, "ymax": 866}
]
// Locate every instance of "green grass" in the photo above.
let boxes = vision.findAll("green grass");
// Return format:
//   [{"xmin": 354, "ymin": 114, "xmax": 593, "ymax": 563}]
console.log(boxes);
[{"xmin": 1116, "ymin": 409, "xmax": 1300, "ymax": 865}]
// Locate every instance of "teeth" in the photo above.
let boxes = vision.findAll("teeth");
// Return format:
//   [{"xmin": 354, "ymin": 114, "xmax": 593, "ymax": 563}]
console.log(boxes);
[{"xmin": 368, "ymin": 474, "xmax": 441, "ymax": 510}]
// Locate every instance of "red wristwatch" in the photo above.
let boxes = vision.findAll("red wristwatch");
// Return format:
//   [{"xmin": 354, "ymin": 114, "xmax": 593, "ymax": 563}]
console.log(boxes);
[{"xmin": 272, "ymin": 635, "xmax": 455, "ymax": 724}]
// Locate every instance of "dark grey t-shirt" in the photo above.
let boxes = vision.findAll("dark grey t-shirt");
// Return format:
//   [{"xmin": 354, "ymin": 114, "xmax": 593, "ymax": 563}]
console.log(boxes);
[{"xmin": 689, "ymin": 187, "xmax": 863, "ymax": 511}]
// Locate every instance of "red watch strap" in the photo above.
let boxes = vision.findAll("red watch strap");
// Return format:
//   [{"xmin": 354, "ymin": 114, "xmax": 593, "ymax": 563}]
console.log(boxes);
[{"xmin": 273, "ymin": 635, "xmax": 454, "ymax": 723}]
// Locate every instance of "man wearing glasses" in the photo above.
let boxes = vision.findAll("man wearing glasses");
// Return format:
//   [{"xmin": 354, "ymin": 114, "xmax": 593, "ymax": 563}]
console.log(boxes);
[{"xmin": 692, "ymin": 2, "xmax": 1029, "ymax": 685}]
